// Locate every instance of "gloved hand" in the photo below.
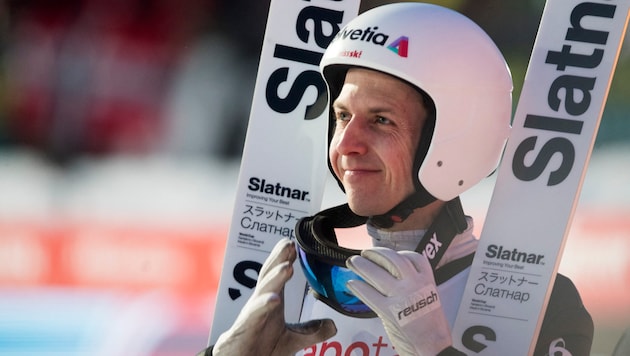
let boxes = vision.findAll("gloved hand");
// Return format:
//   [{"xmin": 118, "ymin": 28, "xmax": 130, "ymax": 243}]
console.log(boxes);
[
  {"xmin": 346, "ymin": 247, "xmax": 452, "ymax": 356},
  {"xmin": 213, "ymin": 238, "xmax": 337, "ymax": 356}
]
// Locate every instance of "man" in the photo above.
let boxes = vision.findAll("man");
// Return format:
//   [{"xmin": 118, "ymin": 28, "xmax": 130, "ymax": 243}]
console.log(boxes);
[{"xmin": 203, "ymin": 3, "xmax": 593, "ymax": 355}]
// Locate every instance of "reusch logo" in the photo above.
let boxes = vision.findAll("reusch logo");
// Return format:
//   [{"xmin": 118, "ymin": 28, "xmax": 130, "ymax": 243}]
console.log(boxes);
[
  {"xmin": 336, "ymin": 26, "xmax": 409, "ymax": 58},
  {"xmin": 396, "ymin": 288, "xmax": 440, "ymax": 325}
]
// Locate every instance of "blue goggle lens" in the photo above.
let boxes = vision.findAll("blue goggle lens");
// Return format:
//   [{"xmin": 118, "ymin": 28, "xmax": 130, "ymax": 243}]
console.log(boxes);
[{"xmin": 297, "ymin": 246, "xmax": 375, "ymax": 317}]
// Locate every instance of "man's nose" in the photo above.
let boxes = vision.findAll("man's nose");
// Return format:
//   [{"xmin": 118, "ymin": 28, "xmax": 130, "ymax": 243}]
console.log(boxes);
[{"xmin": 334, "ymin": 117, "xmax": 368, "ymax": 155}]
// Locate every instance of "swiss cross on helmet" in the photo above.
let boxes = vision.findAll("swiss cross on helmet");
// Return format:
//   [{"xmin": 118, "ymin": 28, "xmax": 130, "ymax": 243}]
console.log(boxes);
[{"xmin": 320, "ymin": 3, "xmax": 513, "ymax": 227}]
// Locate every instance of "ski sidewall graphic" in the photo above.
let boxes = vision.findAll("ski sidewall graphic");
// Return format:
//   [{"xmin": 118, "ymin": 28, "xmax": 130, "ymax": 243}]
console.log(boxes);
[
  {"xmin": 209, "ymin": 0, "xmax": 361, "ymax": 345},
  {"xmin": 452, "ymin": 0, "xmax": 629, "ymax": 354}
]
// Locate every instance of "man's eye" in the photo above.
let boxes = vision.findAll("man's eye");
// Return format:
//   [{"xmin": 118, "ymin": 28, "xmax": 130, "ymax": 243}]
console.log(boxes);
[
  {"xmin": 336, "ymin": 112, "xmax": 350, "ymax": 121},
  {"xmin": 376, "ymin": 116, "xmax": 391, "ymax": 125}
]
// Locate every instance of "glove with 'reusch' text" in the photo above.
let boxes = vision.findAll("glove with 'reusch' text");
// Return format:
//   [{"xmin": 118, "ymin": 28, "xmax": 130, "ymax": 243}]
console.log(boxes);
[{"xmin": 346, "ymin": 247, "xmax": 453, "ymax": 356}]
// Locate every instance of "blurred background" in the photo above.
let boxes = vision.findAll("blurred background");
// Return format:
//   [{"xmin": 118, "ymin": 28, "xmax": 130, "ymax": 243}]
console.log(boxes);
[{"xmin": 0, "ymin": 0, "xmax": 627, "ymax": 355}]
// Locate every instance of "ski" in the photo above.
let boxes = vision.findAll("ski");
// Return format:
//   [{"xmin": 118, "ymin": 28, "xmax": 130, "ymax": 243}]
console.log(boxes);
[
  {"xmin": 452, "ymin": 0, "xmax": 630, "ymax": 354},
  {"xmin": 208, "ymin": 0, "xmax": 361, "ymax": 345}
]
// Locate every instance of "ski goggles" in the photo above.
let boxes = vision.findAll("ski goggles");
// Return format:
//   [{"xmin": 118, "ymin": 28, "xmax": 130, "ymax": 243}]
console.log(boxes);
[
  {"xmin": 294, "ymin": 204, "xmax": 377, "ymax": 318},
  {"xmin": 295, "ymin": 199, "xmax": 466, "ymax": 318}
]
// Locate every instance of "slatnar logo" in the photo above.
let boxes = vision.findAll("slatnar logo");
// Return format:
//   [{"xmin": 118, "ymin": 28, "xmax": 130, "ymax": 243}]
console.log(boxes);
[{"xmin": 336, "ymin": 26, "xmax": 409, "ymax": 58}]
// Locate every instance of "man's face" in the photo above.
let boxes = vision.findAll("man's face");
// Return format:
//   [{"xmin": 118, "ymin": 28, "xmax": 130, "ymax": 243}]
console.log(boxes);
[{"xmin": 329, "ymin": 68, "xmax": 428, "ymax": 217}]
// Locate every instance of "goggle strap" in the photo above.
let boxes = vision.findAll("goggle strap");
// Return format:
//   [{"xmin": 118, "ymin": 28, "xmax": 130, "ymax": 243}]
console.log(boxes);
[
  {"xmin": 413, "ymin": 197, "xmax": 468, "ymax": 270},
  {"xmin": 435, "ymin": 252, "xmax": 475, "ymax": 285},
  {"xmin": 296, "ymin": 203, "xmax": 367, "ymax": 263},
  {"xmin": 316, "ymin": 203, "xmax": 367, "ymax": 229}
]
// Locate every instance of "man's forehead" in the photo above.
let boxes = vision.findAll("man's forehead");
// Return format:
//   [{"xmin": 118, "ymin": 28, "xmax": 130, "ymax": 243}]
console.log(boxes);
[
  {"xmin": 345, "ymin": 67, "xmax": 400, "ymax": 84},
  {"xmin": 340, "ymin": 67, "xmax": 425, "ymax": 104}
]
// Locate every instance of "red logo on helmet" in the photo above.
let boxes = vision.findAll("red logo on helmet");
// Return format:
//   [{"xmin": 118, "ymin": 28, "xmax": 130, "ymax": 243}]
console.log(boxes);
[
  {"xmin": 341, "ymin": 50, "xmax": 363, "ymax": 58},
  {"xmin": 388, "ymin": 36, "xmax": 409, "ymax": 57}
]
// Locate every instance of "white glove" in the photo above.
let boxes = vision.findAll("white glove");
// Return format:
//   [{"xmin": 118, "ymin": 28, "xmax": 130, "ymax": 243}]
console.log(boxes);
[
  {"xmin": 346, "ymin": 247, "xmax": 452, "ymax": 356},
  {"xmin": 212, "ymin": 238, "xmax": 337, "ymax": 356}
]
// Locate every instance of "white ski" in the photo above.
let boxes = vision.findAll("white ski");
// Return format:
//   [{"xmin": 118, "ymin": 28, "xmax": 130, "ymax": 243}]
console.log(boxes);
[
  {"xmin": 208, "ymin": 0, "xmax": 361, "ymax": 345},
  {"xmin": 452, "ymin": 0, "xmax": 630, "ymax": 354}
]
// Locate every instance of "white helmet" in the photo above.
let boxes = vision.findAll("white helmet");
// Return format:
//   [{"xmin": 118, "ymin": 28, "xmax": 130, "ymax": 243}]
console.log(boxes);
[{"xmin": 321, "ymin": 3, "xmax": 512, "ymax": 206}]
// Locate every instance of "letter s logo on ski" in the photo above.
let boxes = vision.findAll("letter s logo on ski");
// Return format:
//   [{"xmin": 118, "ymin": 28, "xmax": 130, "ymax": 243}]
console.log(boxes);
[
  {"xmin": 266, "ymin": 5, "xmax": 348, "ymax": 120},
  {"xmin": 511, "ymin": 2, "xmax": 616, "ymax": 186},
  {"xmin": 229, "ymin": 260, "xmax": 262, "ymax": 301},
  {"xmin": 462, "ymin": 325, "xmax": 497, "ymax": 353}
]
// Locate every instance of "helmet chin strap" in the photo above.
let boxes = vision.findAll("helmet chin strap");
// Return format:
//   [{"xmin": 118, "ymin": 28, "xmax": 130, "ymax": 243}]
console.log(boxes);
[{"xmin": 368, "ymin": 185, "xmax": 437, "ymax": 229}]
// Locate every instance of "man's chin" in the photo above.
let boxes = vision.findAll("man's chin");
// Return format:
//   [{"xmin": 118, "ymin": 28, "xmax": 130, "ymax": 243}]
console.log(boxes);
[{"xmin": 346, "ymin": 201, "xmax": 391, "ymax": 219}]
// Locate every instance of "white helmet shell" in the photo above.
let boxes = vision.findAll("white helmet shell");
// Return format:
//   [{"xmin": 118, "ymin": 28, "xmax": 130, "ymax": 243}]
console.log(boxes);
[{"xmin": 321, "ymin": 3, "xmax": 512, "ymax": 201}]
